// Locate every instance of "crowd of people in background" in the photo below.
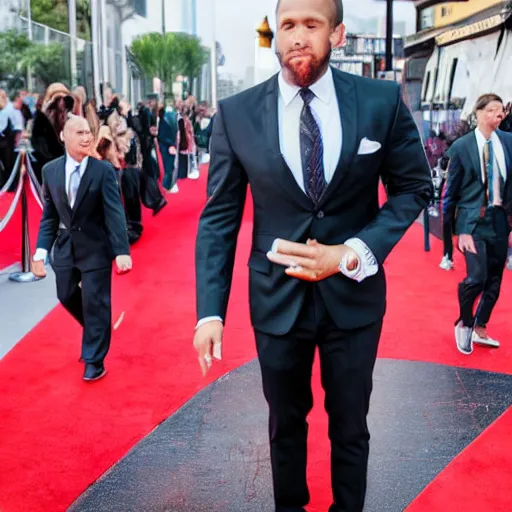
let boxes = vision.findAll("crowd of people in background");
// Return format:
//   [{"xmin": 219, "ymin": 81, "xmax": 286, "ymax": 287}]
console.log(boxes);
[
  {"xmin": 0, "ymin": 82, "xmax": 215, "ymax": 244},
  {"xmin": 422, "ymin": 101, "xmax": 512, "ymax": 273}
]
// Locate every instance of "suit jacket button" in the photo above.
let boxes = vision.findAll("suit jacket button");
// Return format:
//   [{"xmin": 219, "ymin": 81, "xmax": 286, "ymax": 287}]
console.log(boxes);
[{"xmin": 316, "ymin": 210, "xmax": 324, "ymax": 219}]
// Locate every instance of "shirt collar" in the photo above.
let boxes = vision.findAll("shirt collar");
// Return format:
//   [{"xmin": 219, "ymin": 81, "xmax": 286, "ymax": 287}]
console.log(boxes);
[
  {"xmin": 66, "ymin": 152, "xmax": 88, "ymax": 175},
  {"xmin": 475, "ymin": 127, "xmax": 497, "ymax": 145},
  {"xmin": 278, "ymin": 66, "xmax": 335, "ymax": 107}
]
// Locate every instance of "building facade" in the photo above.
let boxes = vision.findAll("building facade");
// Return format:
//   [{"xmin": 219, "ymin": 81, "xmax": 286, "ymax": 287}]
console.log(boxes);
[
  {"xmin": 403, "ymin": 0, "xmax": 512, "ymax": 139},
  {"xmin": 331, "ymin": 33, "xmax": 405, "ymax": 79}
]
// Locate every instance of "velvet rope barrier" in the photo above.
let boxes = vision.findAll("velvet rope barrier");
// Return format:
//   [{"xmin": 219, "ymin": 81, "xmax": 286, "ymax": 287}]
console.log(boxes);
[{"xmin": 8, "ymin": 148, "xmax": 45, "ymax": 283}]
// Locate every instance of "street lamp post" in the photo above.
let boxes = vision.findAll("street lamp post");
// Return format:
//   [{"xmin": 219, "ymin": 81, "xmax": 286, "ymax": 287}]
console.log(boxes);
[
  {"xmin": 68, "ymin": 0, "xmax": 77, "ymax": 88},
  {"xmin": 385, "ymin": 0, "xmax": 394, "ymax": 71},
  {"xmin": 100, "ymin": 0, "xmax": 108, "ymax": 87},
  {"xmin": 162, "ymin": 0, "xmax": 166, "ymax": 34},
  {"xmin": 90, "ymin": 0, "xmax": 102, "ymax": 104},
  {"xmin": 26, "ymin": 0, "xmax": 33, "ymax": 91},
  {"xmin": 210, "ymin": 0, "xmax": 217, "ymax": 107}
]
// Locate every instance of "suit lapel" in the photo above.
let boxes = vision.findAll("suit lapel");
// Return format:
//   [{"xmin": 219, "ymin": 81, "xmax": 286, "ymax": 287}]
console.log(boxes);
[
  {"xmin": 56, "ymin": 157, "xmax": 72, "ymax": 218},
  {"xmin": 264, "ymin": 76, "xmax": 313, "ymax": 210},
  {"xmin": 468, "ymin": 133, "xmax": 484, "ymax": 186},
  {"xmin": 72, "ymin": 157, "xmax": 93, "ymax": 215},
  {"xmin": 497, "ymin": 130, "xmax": 512, "ymax": 183},
  {"xmin": 318, "ymin": 69, "xmax": 358, "ymax": 207}
]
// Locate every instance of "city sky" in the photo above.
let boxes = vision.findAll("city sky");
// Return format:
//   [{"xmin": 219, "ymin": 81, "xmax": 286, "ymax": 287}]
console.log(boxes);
[{"xmin": 196, "ymin": 0, "xmax": 416, "ymax": 78}]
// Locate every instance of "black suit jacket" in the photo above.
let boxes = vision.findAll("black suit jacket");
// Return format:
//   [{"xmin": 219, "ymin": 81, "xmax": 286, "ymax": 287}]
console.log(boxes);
[
  {"xmin": 37, "ymin": 156, "xmax": 130, "ymax": 271},
  {"xmin": 196, "ymin": 68, "xmax": 431, "ymax": 335},
  {"xmin": 444, "ymin": 129, "xmax": 512, "ymax": 235}
]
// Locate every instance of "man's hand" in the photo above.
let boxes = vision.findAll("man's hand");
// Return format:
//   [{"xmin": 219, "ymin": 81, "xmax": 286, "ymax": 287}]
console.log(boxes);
[
  {"xmin": 115, "ymin": 255, "xmax": 132, "ymax": 273},
  {"xmin": 169, "ymin": 146, "xmax": 177, "ymax": 156},
  {"xmin": 31, "ymin": 259, "xmax": 47, "ymax": 278},
  {"xmin": 458, "ymin": 234, "xmax": 477, "ymax": 254},
  {"xmin": 266, "ymin": 239, "xmax": 359, "ymax": 282},
  {"xmin": 193, "ymin": 320, "xmax": 223, "ymax": 376}
]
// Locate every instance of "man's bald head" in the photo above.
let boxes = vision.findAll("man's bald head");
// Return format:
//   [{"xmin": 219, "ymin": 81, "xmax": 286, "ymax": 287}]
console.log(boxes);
[
  {"xmin": 63, "ymin": 114, "xmax": 89, "ymax": 136},
  {"xmin": 62, "ymin": 115, "xmax": 92, "ymax": 161},
  {"xmin": 276, "ymin": 0, "xmax": 344, "ymax": 27}
]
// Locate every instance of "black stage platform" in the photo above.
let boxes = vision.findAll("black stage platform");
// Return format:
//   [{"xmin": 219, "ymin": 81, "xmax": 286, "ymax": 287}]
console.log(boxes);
[{"xmin": 70, "ymin": 359, "xmax": 512, "ymax": 512}]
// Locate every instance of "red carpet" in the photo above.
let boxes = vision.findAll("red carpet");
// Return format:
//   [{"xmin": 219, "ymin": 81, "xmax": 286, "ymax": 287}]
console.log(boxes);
[
  {"xmin": 407, "ymin": 406, "xmax": 512, "ymax": 512},
  {"xmin": 0, "ymin": 171, "xmax": 511, "ymax": 511}
]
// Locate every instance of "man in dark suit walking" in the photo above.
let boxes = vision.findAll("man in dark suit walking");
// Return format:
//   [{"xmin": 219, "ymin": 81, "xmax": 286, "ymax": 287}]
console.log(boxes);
[
  {"xmin": 32, "ymin": 115, "xmax": 132, "ymax": 381},
  {"xmin": 444, "ymin": 93, "xmax": 512, "ymax": 355},
  {"xmin": 194, "ymin": 0, "xmax": 431, "ymax": 510}
]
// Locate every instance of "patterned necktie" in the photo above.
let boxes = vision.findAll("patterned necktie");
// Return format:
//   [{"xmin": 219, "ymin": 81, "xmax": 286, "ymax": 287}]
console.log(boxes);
[
  {"xmin": 483, "ymin": 140, "xmax": 502, "ymax": 206},
  {"xmin": 299, "ymin": 88, "xmax": 326, "ymax": 205},
  {"xmin": 68, "ymin": 164, "xmax": 81, "ymax": 208}
]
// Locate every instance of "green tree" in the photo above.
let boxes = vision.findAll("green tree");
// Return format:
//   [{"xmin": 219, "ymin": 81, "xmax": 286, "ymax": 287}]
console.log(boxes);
[
  {"xmin": 30, "ymin": 0, "xmax": 91, "ymax": 40},
  {"xmin": 0, "ymin": 30, "xmax": 66, "ymax": 89},
  {"xmin": 25, "ymin": 43, "xmax": 66, "ymax": 87},
  {"xmin": 174, "ymin": 33, "xmax": 207, "ymax": 96},
  {"xmin": 130, "ymin": 32, "xmax": 180, "ymax": 99},
  {"xmin": 0, "ymin": 31, "xmax": 33, "ymax": 88}
]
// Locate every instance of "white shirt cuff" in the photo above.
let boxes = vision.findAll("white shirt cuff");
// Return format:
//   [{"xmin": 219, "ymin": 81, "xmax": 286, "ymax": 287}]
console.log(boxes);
[
  {"xmin": 33, "ymin": 248, "xmax": 48, "ymax": 262},
  {"xmin": 196, "ymin": 316, "xmax": 223, "ymax": 329},
  {"xmin": 341, "ymin": 238, "xmax": 379, "ymax": 283}
]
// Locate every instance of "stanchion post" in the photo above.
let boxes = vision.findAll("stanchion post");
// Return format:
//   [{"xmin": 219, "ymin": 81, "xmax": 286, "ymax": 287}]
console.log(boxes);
[
  {"xmin": 9, "ymin": 150, "xmax": 44, "ymax": 283},
  {"xmin": 423, "ymin": 208, "xmax": 430, "ymax": 252}
]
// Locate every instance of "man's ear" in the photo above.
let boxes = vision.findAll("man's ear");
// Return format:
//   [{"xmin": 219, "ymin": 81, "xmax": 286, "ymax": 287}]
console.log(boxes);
[
  {"xmin": 330, "ymin": 23, "xmax": 345, "ymax": 49},
  {"xmin": 60, "ymin": 131, "xmax": 65, "ymax": 142}
]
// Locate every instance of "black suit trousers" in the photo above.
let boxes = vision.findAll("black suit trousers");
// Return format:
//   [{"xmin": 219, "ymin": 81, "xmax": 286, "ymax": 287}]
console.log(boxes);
[
  {"xmin": 55, "ymin": 265, "xmax": 112, "ymax": 363},
  {"xmin": 255, "ymin": 285, "xmax": 382, "ymax": 512},
  {"xmin": 458, "ymin": 208, "xmax": 508, "ymax": 327}
]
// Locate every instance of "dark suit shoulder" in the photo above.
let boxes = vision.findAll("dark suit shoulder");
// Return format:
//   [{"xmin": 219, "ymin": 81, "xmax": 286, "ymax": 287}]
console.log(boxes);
[
  {"xmin": 41, "ymin": 155, "xmax": 64, "ymax": 179},
  {"xmin": 89, "ymin": 157, "xmax": 116, "ymax": 175},
  {"xmin": 497, "ymin": 129, "xmax": 512, "ymax": 146},
  {"xmin": 449, "ymin": 132, "xmax": 474, "ymax": 156},
  {"xmin": 332, "ymin": 69, "xmax": 400, "ymax": 123}
]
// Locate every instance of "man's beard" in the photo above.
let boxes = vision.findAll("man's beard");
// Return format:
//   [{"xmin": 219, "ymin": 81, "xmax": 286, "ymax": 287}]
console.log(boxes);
[{"xmin": 277, "ymin": 47, "xmax": 332, "ymax": 88}]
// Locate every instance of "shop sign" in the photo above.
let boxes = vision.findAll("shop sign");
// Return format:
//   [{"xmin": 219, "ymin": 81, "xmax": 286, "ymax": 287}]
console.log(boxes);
[{"xmin": 435, "ymin": 14, "xmax": 504, "ymax": 45}]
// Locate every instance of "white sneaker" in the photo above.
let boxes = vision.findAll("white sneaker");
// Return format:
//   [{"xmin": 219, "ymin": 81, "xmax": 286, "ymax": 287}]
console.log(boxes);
[
  {"xmin": 439, "ymin": 255, "xmax": 454, "ymax": 271},
  {"xmin": 169, "ymin": 184, "xmax": 179, "ymax": 194},
  {"xmin": 455, "ymin": 322, "xmax": 473, "ymax": 355},
  {"xmin": 188, "ymin": 170, "xmax": 200, "ymax": 180},
  {"xmin": 472, "ymin": 332, "xmax": 500, "ymax": 348}
]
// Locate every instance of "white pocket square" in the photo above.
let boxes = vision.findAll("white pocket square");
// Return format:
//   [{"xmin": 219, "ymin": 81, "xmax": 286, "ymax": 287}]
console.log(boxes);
[{"xmin": 357, "ymin": 138, "xmax": 381, "ymax": 155}]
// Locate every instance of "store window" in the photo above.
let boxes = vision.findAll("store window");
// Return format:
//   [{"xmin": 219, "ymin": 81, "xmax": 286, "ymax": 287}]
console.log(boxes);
[
  {"xmin": 441, "ymin": 7, "xmax": 452, "ymax": 18},
  {"xmin": 422, "ymin": 71, "xmax": 431, "ymax": 102},
  {"xmin": 419, "ymin": 7, "xmax": 434, "ymax": 30}
]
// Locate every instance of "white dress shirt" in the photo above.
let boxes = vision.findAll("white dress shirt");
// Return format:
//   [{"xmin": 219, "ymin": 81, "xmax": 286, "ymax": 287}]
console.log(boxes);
[
  {"xmin": 474, "ymin": 128, "xmax": 506, "ymax": 206},
  {"xmin": 0, "ymin": 101, "xmax": 24, "ymax": 134},
  {"xmin": 278, "ymin": 67, "xmax": 342, "ymax": 189},
  {"xmin": 277, "ymin": 67, "xmax": 378, "ymax": 283},
  {"xmin": 197, "ymin": 68, "xmax": 379, "ymax": 328},
  {"xmin": 33, "ymin": 154, "xmax": 89, "ymax": 262}
]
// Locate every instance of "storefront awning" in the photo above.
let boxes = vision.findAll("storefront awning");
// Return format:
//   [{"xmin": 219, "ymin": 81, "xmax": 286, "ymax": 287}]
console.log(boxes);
[
  {"xmin": 405, "ymin": 27, "xmax": 446, "ymax": 50},
  {"xmin": 405, "ymin": 3, "xmax": 511, "ymax": 54},
  {"xmin": 436, "ymin": 9, "xmax": 511, "ymax": 46},
  {"xmin": 413, "ymin": 0, "xmax": 468, "ymax": 8}
]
